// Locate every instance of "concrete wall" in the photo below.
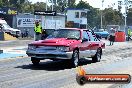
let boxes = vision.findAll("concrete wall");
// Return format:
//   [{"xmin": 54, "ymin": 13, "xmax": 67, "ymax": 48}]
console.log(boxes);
[
  {"xmin": 12, "ymin": 13, "xmax": 65, "ymax": 37},
  {"xmin": 13, "ymin": 13, "xmax": 41, "ymax": 37},
  {"xmin": 0, "ymin": 32, "xmax": 4, "ymax": 40}
]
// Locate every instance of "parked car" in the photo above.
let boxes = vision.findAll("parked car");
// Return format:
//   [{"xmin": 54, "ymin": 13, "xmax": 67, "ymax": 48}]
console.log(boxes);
[
  {"xmin": 0, "ymin": 20, "xmax": 21, "ymax": 37},
  {"xmin": 26, "ymin": 28, "xmax": 105, "ymax": 67},
  {"xmin": 94, "ymin": 29, "xmax": 109, "ymax": 39}
]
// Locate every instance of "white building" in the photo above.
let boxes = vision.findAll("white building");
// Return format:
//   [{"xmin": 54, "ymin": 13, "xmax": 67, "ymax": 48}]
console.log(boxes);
[{"xmin": 67, "ymin": 9, "xmax": 89, "ymax": 29}]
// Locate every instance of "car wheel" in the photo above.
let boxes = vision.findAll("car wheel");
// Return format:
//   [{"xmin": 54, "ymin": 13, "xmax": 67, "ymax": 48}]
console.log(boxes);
[
  {"xmin": 76, "ymin": 75, "xmax": 87, "ymax": 85},
  {"xmin": 105, "ymin": 37, "xmax": 107, "ymax": 40},
  {"xmin": 31, "ymin": 57, "xmax": 40, "ymax": 65},
  {"xmin": 99, "ymin": 36, "xmax": 102, "ymax": 39},
  {"xmin": 15, "ymin": 35, "xmax": 19, "ymax": 38},
  {"xmin": 71, "ymin": 50, "xmax": 79, "ymax": 67},
  {"xmin": 92, "ymin": 48, "xmax": 102, "ymax": 62}
]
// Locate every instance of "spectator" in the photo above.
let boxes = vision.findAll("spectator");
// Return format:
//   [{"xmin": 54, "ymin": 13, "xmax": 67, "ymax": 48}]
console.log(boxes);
[
  {"xmin": 41, "ymin": 29, "xmax": 47, "ymax": 40},
  {"xmin": 21, "ymin": 29, "xmax": 25, "ymax": 38},
  {"xmin": 0, "ymin": 24, "xmax": 3, "ymax": 32},
  {"xmin": 109, "ymin": 28, "xmax": 115, "ymax": 46},
  {"xmin": 34, "ymin": 21, "xmax": 42, "ymax": 41},
  {"xmin": 25, "ymin": 29, "xmax": 29, "ymax": 38},
  {"xmin": 127, "ymin": 27, "xmax": 132, "ymax": 41}
]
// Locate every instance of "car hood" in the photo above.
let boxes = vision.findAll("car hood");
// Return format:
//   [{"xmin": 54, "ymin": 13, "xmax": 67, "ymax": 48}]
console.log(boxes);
[{"xmin": 31, "ymin": 38, "xmax": 80, "ymax": 46}]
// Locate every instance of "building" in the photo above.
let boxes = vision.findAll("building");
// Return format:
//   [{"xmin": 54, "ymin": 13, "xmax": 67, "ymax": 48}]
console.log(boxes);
[
  {"xmin": 66, "ymin": 8, "xmax": 89, "ymax": 29},
  {"xmin": 14, "ymin": 13, "xmax": 65, "ymax": 37}
]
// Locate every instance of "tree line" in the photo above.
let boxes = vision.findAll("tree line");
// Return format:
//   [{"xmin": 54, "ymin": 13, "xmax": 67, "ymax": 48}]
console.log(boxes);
[{"xmin": 0, "ymin": 0, "xmax": 132, "ymax": 28}]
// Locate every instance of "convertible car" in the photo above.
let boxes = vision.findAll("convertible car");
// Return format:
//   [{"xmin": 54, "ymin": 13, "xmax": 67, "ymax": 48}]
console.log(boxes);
[{"xmin": 26, "ymin": 28, "xmax": 105, "ymax": 67}]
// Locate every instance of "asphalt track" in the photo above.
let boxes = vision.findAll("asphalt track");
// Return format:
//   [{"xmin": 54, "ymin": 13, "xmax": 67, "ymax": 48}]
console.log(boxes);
[{"xmin": 0, "ymin": 41, "xmax": 132, "ymax": 88}]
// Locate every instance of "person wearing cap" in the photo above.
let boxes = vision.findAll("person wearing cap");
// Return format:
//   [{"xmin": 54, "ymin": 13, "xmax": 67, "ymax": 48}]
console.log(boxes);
[
  {"xmin": 109, "ymin": 28, "xmax": 115, "ymax": 46},
  {"xmin": 34, "ymin": 21, "xmax": 42, "ymax": 41}
]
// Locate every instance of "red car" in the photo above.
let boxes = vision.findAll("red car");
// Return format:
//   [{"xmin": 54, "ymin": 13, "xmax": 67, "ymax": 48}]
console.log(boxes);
[{"xmin": 26, "ymin": 28, "xmax": 105, "ymax": 67}]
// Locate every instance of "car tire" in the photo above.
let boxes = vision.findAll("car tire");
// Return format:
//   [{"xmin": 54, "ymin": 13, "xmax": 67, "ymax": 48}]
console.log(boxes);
[
  {"xmin": 31, "ymin": 57, "xmax": 40, "ymax": 65},
  {"xmin": 99, "ymin": 35, "xmax": 102, "ymax": 39},
  {"xmin": 105, "ymin": 37, "xmax": 107, "ymax": 40},
  {"xmin": 92, "ymin": 48, "xmax": 102, "ymax": 62},
  {"xmin": 15, "ymin": 35, "xmax": 19, "ymax": 38},
  {"xmin": 76, "ymin": 75, "xmax": 87, "ymax": 85},
  {"xmin": 71, "ymin": 50, "xmax": 79, "ymax": 67}
]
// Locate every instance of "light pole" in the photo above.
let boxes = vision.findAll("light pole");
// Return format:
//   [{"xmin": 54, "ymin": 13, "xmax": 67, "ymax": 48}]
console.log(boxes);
[
  {"xmin": 124, "ymin": 5, "xmax": 127, "ymax": 28},
  {"xmin": 101, "ymin": 0, "xmax": 104, "ymax": 29},
  {"xmin": 124, "ymin": 0, "xmax": 128, "ymax": 28},
  {"xmin": 44, "ymin": 0, "xmax": 48, "ymax": 29},
  {"xmin": 46, "ymin": 0, "xmax": 48, "ymax": 11},
  {"xmin": 118, "ymin": 0, "xmax": 132, "ymax": 28}
]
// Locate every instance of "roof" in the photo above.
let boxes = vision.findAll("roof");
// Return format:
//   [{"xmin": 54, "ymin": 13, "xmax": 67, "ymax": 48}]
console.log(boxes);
[
  {"xmin": 18, "ymin": 13, "xmax": 65, "ymax": 17},
  {"xmin": 56, "ymin": 13, "xmax": 65, "ymax": 17},
  {"xmin": 59, "ymin": 28, "xmax": 89, "ymax": 31},
  {"xmin": 66, "ymin": 8, "xmax": 89, "ymax": 11}
]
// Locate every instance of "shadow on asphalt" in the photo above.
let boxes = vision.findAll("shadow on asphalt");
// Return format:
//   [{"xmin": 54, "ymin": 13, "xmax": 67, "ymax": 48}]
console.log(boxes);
[{"xmin": 15, "ymin": 59, "xmax": 93, "ymax": 71}]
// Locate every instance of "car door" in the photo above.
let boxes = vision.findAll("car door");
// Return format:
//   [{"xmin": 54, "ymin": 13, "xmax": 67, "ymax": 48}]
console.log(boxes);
[
  {"xmin": 87, "ymin": 32, "xmax": 99, "ymax": 56},
  {"xmin": 79, "ymin": 31, "xmax": 91, "ymax": 58}
]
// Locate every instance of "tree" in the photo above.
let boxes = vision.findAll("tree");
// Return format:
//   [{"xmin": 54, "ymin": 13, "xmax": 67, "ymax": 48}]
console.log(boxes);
[
  {"xmin": 68, "ymin": 0, "xmax": 76, "ymax": 7},
  {"xmin": 21, "ymin": 1, "xmax": 34, "ymax": 13},
  {"xmin": 0, "ymin": 0, "xmax": 9, "ymax": 7},
  {"xmin": 0, "ymin": 0, "xmax": 29, "ymax": 13},
  {"xmin": 49, "ymin": 0, "xmax": 76, "ymax": 12},
  {"xmin": 0, "ymin": 0, "xmax": 3, "ymax": 7},
  {"xmin": 33, "ymin": 2, "xmax": 47, "ymax": 11},
  {"xmin": 50, "ymin": 0, "xmax": 75, "ymax": 7},
  {"xmin": 103, "ymin": 8, "xmax": 123, "ymax": 27},
  {"xmin": 2, "ymin": 0, "xmax": 26, "ymax": 12},
  {"xmin": 127, "ymin": 8, "xmax": 132, "ymax": 25},
  {"xmin": 9, "ymin": 0, "xmax": 25, "ymax": 5},
  {"xmin": 21, "ymin": 1, "xmax": 48, "ymax": 13}
]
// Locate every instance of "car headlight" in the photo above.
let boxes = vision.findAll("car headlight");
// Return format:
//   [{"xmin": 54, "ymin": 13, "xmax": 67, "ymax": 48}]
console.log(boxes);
[
  {"xmin": 56, "ymin": 46, "xmax": 70, "ymax": 52},
  {"xmin": 28, "ymin": 45, "xmax": 36, "ymax": 50}
]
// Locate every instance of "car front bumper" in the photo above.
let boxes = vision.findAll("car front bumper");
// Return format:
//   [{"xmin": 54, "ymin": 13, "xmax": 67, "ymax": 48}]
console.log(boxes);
[{"xmin": 26, "ymin": 49, "xmax": 73, "ymax": 60}]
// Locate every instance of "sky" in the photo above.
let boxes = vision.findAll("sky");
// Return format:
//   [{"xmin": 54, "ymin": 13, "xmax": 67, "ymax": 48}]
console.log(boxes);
[{"xmin": 29, "ymin": 0, "xmax": 126, "ymax": 13}]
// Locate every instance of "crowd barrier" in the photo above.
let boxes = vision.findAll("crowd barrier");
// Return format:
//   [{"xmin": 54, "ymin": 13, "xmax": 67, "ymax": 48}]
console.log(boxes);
[{"xmin": 115, "ymin": 32, "xmax": 126, "ymax": 42}]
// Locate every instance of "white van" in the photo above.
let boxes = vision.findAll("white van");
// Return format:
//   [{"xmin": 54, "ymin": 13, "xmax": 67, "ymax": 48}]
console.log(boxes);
[{"xmin": 0, "ymin": 20, "xmax": 21, "ymax": 37}]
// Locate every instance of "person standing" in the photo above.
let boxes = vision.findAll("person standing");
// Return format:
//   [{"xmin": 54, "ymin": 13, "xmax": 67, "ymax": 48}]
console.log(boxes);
[
  {"xmin": 25, "ymin": 29, "xmax": 29, "ymax": 38},
  {"xmin": 109, "ymin": 28, "xmax": 115, "ymax": 46},
  {"xmin": 34, "ymin": 21, "xmax": 42, "ymax": 41},
  {"xmin": 21, "ymin": 32, "xmax": 24, "ymax": 38},
  {"xmin": 21, "ymin": 29, "xmax": 25, "ymax": 38},
  {"xmin": 41, "ymin": 29, "xmax": 47, "ymax": 40},
  {"xmin": 128, "ymin": 27, "xmax": 132, "ymax": 41},
  {"xmin": 0, "ymin": 24, "xmax": 3, "ymax": 32}
]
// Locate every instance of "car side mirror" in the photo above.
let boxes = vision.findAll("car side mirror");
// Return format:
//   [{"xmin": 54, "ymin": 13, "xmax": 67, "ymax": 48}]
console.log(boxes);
[{"xmin": 82, "ymin": 38, "xmax": 88, "ymax": 42}]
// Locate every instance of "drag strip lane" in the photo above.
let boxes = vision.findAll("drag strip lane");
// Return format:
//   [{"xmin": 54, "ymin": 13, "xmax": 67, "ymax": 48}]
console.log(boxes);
[{"xmin": 0, "ymin": 44, "xmax": 132, "ymax": 88}]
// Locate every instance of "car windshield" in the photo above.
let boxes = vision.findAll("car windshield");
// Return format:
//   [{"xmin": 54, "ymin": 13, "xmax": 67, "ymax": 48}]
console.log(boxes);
[
  {"xmin": 94, "ymin": 29, "xmax": 105, "ymax": 32},
  {"xmin": 2, "ymin": 23, "xmax": 11, "ymax": 29},
  {"xmin": 47, "ymin": 29, "xmax": 80, "ymax": 40}
]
